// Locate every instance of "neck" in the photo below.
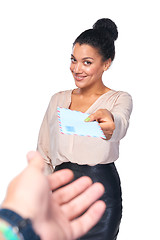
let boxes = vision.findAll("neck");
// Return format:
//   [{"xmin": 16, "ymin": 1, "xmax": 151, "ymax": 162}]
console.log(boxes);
[{"xmin": 75, "ymin": 83, "xmax": 110, "ymax": 97}]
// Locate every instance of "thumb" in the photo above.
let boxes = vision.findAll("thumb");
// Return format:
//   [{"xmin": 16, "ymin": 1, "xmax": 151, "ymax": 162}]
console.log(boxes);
[
  {"xmin": 27, "ymin": 151, "xmax": 44, "ymax": 171},
  {"xmin": 84, "ymin": 114, "xmax": 96, "ymax": 122}
]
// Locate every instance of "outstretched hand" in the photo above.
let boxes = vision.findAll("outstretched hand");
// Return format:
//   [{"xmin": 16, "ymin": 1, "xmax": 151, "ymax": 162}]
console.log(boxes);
[
  {"xmin": 85, "ymin": 109, "xmax": 115, "ymax": 140},
  {"xmin": 2, "ymin": 151, "xmax": 106, "ymax": 240}
]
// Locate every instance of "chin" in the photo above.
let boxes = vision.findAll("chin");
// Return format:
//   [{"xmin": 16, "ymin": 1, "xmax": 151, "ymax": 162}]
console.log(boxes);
[{"xmin": 75, "ymin": 80, "xmax": 82, "ymax": 86}]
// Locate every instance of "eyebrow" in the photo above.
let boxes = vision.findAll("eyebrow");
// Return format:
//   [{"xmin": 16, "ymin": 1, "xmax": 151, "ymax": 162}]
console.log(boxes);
[{"xmin": 71, "ymin": 54, "xmax": 94, "ymax": 60}]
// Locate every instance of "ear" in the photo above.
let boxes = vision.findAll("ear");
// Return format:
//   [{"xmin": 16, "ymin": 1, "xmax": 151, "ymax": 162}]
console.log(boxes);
[{"xmin": 104, "ymin": 58, "xmax": 112, "ymax": 71}]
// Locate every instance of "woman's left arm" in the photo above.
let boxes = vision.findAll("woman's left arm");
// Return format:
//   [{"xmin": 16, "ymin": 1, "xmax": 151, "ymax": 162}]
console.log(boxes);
[{"xmin": 85, "ymin": 92, "xmax": 133, "ymax": 141}]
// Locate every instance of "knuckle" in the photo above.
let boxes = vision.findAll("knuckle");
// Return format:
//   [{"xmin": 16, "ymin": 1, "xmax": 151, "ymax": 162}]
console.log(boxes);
[
  {"xmin": 111, "ymin": 122, "xmax": 115, "ymax": 131},
  {"xmin": 97, "ymin": 109, "xmax": 103, "ymax": 114},
  {"xmin": 96, "ymin": 109, "xmax": 104, "ymax": 117}
]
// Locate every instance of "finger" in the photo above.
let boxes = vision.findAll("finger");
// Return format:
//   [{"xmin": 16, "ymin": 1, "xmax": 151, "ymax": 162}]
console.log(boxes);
[
  {"xmin": 71, "ymin": 200, "xmax": 106, "ymax": 239},
  {"xmin": 47, "ymin": 169, "xmax": 74, "ymax": 191},
  {"xmin": 52, "ymin": 176, "xmax": 92, "ymax": 204},
  {"xmin": 99, "ymin": 122, "xmax": 115, "ymax": 140},
  {"xmin": 99, "ymin": 122, "xmax": 115, "ymax": 132},
  {"xmin": 61, "ymin": 182, "xmax": 105, "ymax": 220},
  {"xmin": 84, "ymin": 113, "xmax": 97, "ymax": 122},
  {"xmin": 85, "ymin": 110, "xmax": 106, "ymax": 123},
  {"xmin": 102, "ymin": 132, "xmax": 112, "ymax": 140},
  {"xmin": 26, "ymin": 151, "xmax": 44, "ymax": 171},
  {"xmin": 85, "ymin": 109, "xmax": 114, "ymax": 124}
]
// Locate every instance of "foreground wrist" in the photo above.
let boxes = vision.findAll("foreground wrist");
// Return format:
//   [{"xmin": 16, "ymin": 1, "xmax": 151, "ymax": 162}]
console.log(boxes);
[
  {"xmin": 0, "ymin": 218, "xmax": 23, "ymax": 240},
  {"xmin": 0, "ymin": 209, "xmax": 40, "ymax": 240}
]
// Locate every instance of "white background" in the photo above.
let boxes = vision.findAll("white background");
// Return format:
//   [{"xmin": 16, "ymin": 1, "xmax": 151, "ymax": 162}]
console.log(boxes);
[{"xmin": 0, "ymin": 0, "xmax": 160, "ymax": 239}]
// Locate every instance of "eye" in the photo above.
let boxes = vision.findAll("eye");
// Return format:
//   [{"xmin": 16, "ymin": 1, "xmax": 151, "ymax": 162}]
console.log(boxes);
[
  {"xmin": 71, "ymin": 57, "xmax": 76, "ymax": 63},
  {"xmin": 84, "ymin": 60, "xmax": 92, "ymax": 66}
]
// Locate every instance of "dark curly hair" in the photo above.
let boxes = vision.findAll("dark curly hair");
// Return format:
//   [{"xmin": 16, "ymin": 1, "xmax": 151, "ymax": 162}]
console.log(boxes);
[{"xmin": 73, "ymin": 18, "xmax": 118, "ymax": 62}]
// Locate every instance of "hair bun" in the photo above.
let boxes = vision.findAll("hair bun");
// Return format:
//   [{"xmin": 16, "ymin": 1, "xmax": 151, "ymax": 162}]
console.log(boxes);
[{"xmin": 93, "ymin": 18, "xmax": 118, "ymax": 41}]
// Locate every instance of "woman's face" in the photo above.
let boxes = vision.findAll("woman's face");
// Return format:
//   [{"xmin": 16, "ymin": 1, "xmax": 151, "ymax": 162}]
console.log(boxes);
[{"xmin": 70, "ymin": 43, "xmax": 109, "ymax": 90}]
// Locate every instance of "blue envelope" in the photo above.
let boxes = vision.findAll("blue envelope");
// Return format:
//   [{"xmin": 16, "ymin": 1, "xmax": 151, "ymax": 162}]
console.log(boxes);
[{"xmin": 57, "ymin": 107, "xmax": 106, "ymax": 139}]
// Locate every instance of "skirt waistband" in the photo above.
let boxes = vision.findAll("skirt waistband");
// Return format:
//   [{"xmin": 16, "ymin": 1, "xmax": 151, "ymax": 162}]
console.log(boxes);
[{"xmin": 56, "ymin": 161, "xmax": 115, "ymax": 171}]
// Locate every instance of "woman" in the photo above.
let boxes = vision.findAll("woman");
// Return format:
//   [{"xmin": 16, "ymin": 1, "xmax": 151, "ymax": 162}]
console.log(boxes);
[{"xmin": 37, "ymin": 18, "xmax": 132, "ymax": 240}]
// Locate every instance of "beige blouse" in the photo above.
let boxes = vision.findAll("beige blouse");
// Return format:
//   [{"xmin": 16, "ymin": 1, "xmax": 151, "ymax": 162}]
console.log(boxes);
[{"xmin": 37, "ymin": 89, "xmax": 133, "ymax": 174}]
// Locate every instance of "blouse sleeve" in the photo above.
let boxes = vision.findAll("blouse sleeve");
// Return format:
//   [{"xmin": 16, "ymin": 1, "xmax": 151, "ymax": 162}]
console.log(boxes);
[
  {"xmin": 37, "ymin": 95, "xmax": 57, "ymax": 174},
  {"xmin": 109, "ymin": 92, "xmax": 133, "ymax": 142}
]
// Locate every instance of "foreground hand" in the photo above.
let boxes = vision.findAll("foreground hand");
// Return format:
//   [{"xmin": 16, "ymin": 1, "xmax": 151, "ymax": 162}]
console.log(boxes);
[
  {"xmin": 2, "ymin": 151, "xmax": 106, "ymax": 240},
  {"xmin": 85, "ymin": 109, "xmax": 115, "ymax": 140}
]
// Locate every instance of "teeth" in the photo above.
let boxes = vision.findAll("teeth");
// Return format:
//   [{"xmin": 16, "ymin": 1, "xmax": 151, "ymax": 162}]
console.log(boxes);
[{"xmin": 75, "ymin": 75, "xmax": 85, "ymax": 80}]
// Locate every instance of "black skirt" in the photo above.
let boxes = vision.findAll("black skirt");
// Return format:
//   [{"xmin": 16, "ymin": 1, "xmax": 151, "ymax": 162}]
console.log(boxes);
[{"xmin": 55, "ymin": 162, "xmax": 122, "ymax": 240}]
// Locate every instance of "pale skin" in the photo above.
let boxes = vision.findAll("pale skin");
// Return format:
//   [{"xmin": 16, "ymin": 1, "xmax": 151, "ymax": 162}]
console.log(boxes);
[
  {"xmin": 1, "ymin": 151, "xmax": 106, "ymax": 240},
  {"xmin": 70, "ymin": 43, "xmax": 115, "ymax": 140}
]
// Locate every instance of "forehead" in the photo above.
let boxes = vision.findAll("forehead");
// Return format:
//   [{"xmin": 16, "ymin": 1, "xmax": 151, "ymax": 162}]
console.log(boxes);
[{"xmin": 72, "ymin": 43, "xmax": 101, "ymax": 59}]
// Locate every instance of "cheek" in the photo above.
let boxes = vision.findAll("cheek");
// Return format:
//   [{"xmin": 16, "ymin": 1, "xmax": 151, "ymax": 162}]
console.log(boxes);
[
  {"xmin": 84, "ymin": 66, "xmax": 96, "ymax": 75},
  {"xmin": 86, "ymin": 66, "xmax": 100, "ymax": 77},
  {"xmin": 70, "ymin": 64, "xmax": 73, "ymax": 72}
]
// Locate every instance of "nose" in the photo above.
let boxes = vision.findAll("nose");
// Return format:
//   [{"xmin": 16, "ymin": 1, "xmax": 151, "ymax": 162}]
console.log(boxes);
[{"xmin": 73, "ymin": 62, "xmax": 83, "ymax": 74}]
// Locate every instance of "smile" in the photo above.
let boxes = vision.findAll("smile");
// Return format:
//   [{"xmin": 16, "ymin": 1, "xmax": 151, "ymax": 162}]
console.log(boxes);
[{"xmin": 73, "ymin": 74, "xmax": 87, "ymax": 81}]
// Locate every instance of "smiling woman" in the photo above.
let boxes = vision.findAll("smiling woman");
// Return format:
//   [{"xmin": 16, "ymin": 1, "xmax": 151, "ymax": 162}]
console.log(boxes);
[
  {"xmin": 70, "ymin": 44, "xmax": 111, "ymax": 93},
  {"xmin": 69, "ymin": 44, "xmax": 111, "ymax": 112},
  {"xmin": 37, "ymin": 18, "xmax": 132, "ymax": 240}
]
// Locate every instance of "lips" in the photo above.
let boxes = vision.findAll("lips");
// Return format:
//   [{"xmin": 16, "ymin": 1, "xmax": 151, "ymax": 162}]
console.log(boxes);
[{"xmin": 73, "ymin": 74, "xmax": 87, "ymax": 81}]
